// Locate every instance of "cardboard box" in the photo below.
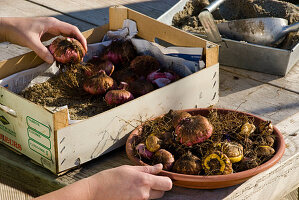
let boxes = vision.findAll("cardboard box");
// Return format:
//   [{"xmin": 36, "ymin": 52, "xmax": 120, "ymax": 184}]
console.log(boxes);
[
  {"xmin": 157, "ymin": 0, "xmax": 299, "ymax": 76},
  {"xmin": 0, "ymin": 6, "xmax": 219, "ymax": 174}
]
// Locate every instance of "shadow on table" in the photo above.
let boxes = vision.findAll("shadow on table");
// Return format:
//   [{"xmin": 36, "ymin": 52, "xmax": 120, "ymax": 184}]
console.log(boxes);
[
  {"xmin": 218, "ymin": 65, "xmax": 298, "ymax": 97},
  {"xmin": 0, "ymin": 175, "xmax": 33, "ymax": 199},
  {"xmin": 38, "ymin": 0, "xmax": 180, "ymax": 31}
]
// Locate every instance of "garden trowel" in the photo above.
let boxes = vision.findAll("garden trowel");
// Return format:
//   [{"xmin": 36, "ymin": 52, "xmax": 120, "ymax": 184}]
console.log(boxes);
[{"xmin": 198, "ymin": 0, "xmax": 226, "ymax": 43}]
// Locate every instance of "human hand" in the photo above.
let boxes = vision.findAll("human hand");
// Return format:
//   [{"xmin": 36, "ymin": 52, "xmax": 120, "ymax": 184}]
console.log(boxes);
[
  {"xmin": 88, "ymin": 164, "xmax": 173, "ymax": 200},
  {"xmin": 0, "ymin": 17, "xmax": 87, "ymax": 63}
]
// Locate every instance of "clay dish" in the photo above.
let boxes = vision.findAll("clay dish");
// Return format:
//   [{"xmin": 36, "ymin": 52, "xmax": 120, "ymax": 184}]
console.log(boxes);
[{"xmin": 126, "ymin": 108, "xmax": 285, "ymax": 189}]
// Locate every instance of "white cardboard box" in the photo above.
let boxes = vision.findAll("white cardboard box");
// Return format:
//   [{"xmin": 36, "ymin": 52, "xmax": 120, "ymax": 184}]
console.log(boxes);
[{"xmin": 0, "ymin": 6, "xmax": 219, "ymax": 174}]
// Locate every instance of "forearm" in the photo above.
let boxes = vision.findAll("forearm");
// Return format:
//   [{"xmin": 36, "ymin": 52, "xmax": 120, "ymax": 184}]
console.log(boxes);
[
  {"xmin": 0, "ymin": 17, "xmax": 25, "ymax": 43},
  {"xmin": 34, "ymin": 178, "xmax": 93, "ymax": 200},
  {"xmin": 0, "ymin": 17, "xmax": 19, "ymax": 43},
  {"xmin": 0, "ymin": 17, "xmax": 8, "ymax": 42}
]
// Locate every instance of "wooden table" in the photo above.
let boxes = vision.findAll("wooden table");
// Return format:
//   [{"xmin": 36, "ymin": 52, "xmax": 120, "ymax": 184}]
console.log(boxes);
[{"xmin": 0, "ymin": 0, "xmax": 299, "ymax": 199}]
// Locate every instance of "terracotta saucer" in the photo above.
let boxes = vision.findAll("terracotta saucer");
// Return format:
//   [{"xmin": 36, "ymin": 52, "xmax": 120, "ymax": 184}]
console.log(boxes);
[{"xmin": 126, "ymin": 108, "xmax": 285, "ymax": 189}]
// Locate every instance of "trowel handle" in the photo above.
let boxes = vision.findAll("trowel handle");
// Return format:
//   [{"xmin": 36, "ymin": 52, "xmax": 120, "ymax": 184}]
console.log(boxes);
[
  {"xmin": 284, "ymin": 22, "xmax": 299, "ymax": 34},
  {"xmin": 204, "ymin": 0, "xmax": 226, "ymax": 12}
]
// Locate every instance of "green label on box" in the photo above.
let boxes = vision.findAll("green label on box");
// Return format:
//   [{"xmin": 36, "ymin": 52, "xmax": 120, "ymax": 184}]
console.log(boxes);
[
  {"xmin": 26, "ymin": 116, "xmax": 50, "ymax": 138},
  {"xmin": 26, "ymin": 116, "xmax": 52, "ymax": 161},
  {"xmin": 28, "ymin": 139, "xmax": 52, "ymax": 161},
  {"xmin": 27, "ymin": 128, "xmax": 51, "ymax": 149}
]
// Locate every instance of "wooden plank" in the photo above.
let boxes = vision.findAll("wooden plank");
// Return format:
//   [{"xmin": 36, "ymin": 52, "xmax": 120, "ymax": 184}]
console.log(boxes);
[
  {"xmin": 109, "ymin": 5, "xmax": 128, "ymax": 30},
  {"xmin": 0, "ymin": 0, "xmax": 95, "ymax": 30},
  {"xmin": 0, "ymin": 51, "xmax": 44, "ymax": 79},
  {"xmin": 53, "ymin": 109, "xmax": 69, "ymax": 131},
  {"xmin": 0, "ymin": 143, "xmax": 65, "ymax": 197},
  {"xmin": 0, "ymin": 43, "xmax": 30, "ymax": 62},
  {"xmin": 221, "ymin": 61, "xmax": 299, "ymax": 94},
  {"xmin": 282, "ymin": 189, "xmax": 298, "ymax": 200},
  {"xmin": 28, "ymin": 0, "xmax": 179, "ymax": 25},
  {"xmin": 217, "ymin": 68, "xmax": 299, "ymax": 124},
  {"xmin": 0, "ymin": 176, "xmax": 33, "ymax": 200}
]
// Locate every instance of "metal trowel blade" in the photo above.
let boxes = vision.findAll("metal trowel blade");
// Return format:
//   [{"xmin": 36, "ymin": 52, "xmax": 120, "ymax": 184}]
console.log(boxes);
[{"xmin": 198, "ymin": 10, "xmax": 222, "ymax": 44}]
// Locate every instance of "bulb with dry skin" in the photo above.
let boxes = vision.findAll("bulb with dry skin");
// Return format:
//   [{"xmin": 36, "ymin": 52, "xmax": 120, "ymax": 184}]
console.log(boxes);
[
  {"xmin": 85, "ymin": 60, "xmax": 115, "ymax": 76},
  {"xmin": 105, "ymin": 82, "xmax": 134, "ymax": 106},
  {"xmin": 211, "ymin": 142, "xmax": 222, "ymax": 151},
  {"xmin": 175, "ymin": 115, "xmax": 213, "ymax": 146},
  {"xmin": 152, "ymin": 149, "xmax": 175, "ymax": 170},
  {"xmin": 83, "ymin": 71, "xmax": 116, "ymax": 95},
  {"xmin": 153, "ymin": 131, "xmax": 174, "ymax": 146},
  {"xmin": 161, "ymin": 131, "xmax": 174, "ymax": 146},
  {"xmin": 239, "ymin": 156, "xmax": 259, "ymax": 171},
  {"xmin": 256, "ymin": 146, "xmax": 275, "ymax": 156},
  {"xmin": 135, "ymin": 143, "xmax": 153, "ymax": 159},
  {"xmin": 239, "ymin": 122, "xmax": 256, "ymax": 137},
  {"xmin": 259, "ymin": 121, "xmax": 274, "ymax": 135},
  {"xmin": 128, "ymin": 79, "xmax": 154, "ymax": 97},
  {"xmin": 101, "ymin": 39, "xmax": 137, "ymax": 67},
  {"xmin": 171, "ymin": 111, "xmax": 191, "ymax": 128},
  {"xmin": 202, "ymin": 151, "xmax": 233, "ymax": 175},
  {"xmin": 265, "ymin": 135, "xmax": 275, "ymax": 147},
  {"xmin": 145, "ymin": 134, "xmax": 161, "ymax": 152},
  {"xmin": 221, "ymin": 142, "xmax": 244, "ymax": 163},
  {"xmin": 49, "ymin": 36, "xmax": 86, "ymax": 64},
  {"xmin": 112, "ymin": 68, "xmax": 138, "ymax": 85},
  {"xmin": 104, "ymin": 89, "xmax": 134, "ymax": 105},
  {"xmin": 129, "ymin": 55, "xmax": 160, "ymax": 77},
  {"xmin": 256, "ymin": 135, "xmax": 275, "ymax": 147},
  {"xmin": 172, "ymin": 151, "xmax": 202, "ymax": 175},
  {"xmin": 243, "ymin": 137, "xmax": 253, "ymax": 148}
]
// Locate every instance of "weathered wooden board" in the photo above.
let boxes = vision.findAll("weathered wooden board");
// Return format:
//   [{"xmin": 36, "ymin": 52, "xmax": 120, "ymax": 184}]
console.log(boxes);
[
  {"xmin": 0, "ymin": 143, "xmax": 65, "ymax": 197},
  {"xmin": 0, "ymin": 175, "xmax": 33, "ymax": 200},
  {"xmin": 0, "ymin": 0, "xmax": 95, "ymax": 29},
  {"xmin": 29, "ymin": 0, "xmax": 179, "ymax": 24},
  {"xmin": 217, "ymin": 67, "xmax": 299, "ymax": 124},
  {"xmin": 282, "ymin": 189, "xmax": 299, "ymax": 200},
  {"xmin": 221, "ymin": 61, "xmax": 299, "ymax": 94}
]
